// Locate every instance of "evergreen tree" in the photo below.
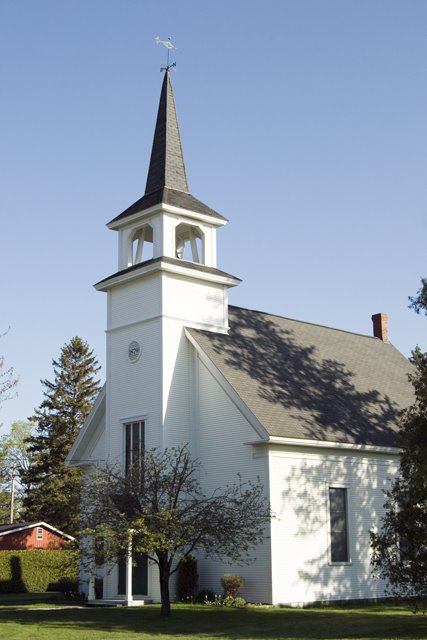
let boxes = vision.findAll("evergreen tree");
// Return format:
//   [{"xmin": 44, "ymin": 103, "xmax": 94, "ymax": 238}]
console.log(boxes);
[
  {"xmin": 371, "ymin": 279, "xmax": 427, "ymax": 604},
  {"xmin": 21, "ymin": 337, "xmax": 100, "ymax": 535}
]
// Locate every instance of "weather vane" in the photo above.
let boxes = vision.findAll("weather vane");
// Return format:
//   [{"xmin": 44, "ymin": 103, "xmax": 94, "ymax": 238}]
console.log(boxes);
[{"xmin": 155, "ymin": 36, "xmax": 177, "ymax": 72}]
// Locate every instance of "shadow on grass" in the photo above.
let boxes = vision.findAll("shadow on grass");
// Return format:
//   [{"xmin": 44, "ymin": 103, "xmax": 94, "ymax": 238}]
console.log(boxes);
[{"xmin": 0, "ymin": 604, "xmax": 426, "ymax": 639}]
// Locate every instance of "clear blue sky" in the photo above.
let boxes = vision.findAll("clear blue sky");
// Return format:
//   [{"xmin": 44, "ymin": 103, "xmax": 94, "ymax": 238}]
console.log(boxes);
[{"xmin": 1, "ymin": 0, "xmax": 426, "ymax": 434}]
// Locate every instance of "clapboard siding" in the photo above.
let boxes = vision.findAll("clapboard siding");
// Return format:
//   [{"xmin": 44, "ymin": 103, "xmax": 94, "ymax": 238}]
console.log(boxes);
[
  {"xmin": 162, "ymin": 319, "xmax": 192, "ymax": 450},
  {"xmin": 0, "ymin": 525, "xmax": 70, "ymax": 550},
  {"xmin": 162, "ymin": 273, "xmax": 227, "ymax": 331},
  {"xmin": 109, "ymin": 273, "xmax": 161, "ymax": 330},
  {"xmin": 195, "ymin": 354, "xmax": 272, "ymax": 603},
  {"xmin": 268, "ymin": 446, "xmax": 398, "ymax": 605},
  {"xmin": 107, "ymin": 317, "xmax": 163, "ymax": 462}
]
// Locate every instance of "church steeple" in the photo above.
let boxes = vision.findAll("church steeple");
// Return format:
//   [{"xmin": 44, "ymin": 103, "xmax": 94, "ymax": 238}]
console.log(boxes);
[
  {"xmin": 108, "ymin": 71, "xmax": 226, "ymax": 228},
  {"xmin": 145, "ymin": 71, "xmax": 189, "ymax": 195},
  {"xmin": 101, "ymin": 70, "xmax": 240, "ymax": 295}
]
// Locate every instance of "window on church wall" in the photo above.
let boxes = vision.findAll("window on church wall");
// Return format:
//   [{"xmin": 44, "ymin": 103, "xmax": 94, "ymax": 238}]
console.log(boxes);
[
  {"xmin": 124, "ymin": 421, "xmax": 145, "ymax": 481},
  {"xmin": 175, "ymin": 223, "xmax": 204, "ymax": 264},
  {"xmin": 329, "ymin": 487, "xmax": 349, "ymax": 563},
  {"xmin": 130, "ymin": 225, "xmax": 153, "ymax": 265}
]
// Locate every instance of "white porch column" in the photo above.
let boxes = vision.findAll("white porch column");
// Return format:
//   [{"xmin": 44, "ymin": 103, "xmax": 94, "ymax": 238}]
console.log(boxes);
[
  {"xmin": 125, "ymin": 533, "xmax": 133, "ymax": 605},
  {"xmin": 88, "ymin": 573, "xmax": 96, "ymax": 601},
  {"xmin": 85, "ymin": 536, "xmax": 96, "ymax": 602}
]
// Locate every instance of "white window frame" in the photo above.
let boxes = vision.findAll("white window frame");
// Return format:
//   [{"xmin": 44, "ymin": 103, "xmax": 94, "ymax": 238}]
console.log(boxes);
[
  {"xmin": 36, "ymin": 526, "xmax": 43, "ymax": 541},
  {"xmin": 327, "ymin": 483, "xmax": 352, "ymax": 565}
]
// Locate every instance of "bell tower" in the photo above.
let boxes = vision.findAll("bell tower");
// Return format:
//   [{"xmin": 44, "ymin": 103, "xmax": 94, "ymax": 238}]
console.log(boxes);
[
  {"xmin": 97, "ymin": 70, "xmax": 239, "ymax": 329},
  {"xmin": 95, "ymin": 70, "xmax": 240, "ymax": 463}
]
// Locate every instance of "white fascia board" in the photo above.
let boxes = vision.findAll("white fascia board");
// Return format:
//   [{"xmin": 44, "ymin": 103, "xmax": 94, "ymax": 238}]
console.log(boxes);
[
  {"xmin": 65, "ymin": 385, "xmax": 106, "ymax": 466},
  {"xmin": 95, "ymin": 260, "xmax": 240, "ymax": 292},
  {"xmin": 0, "ymin": 522, "xmax": 75, "ymax": 541},
  {"xmin": 244, "ymin": 435, "xmax": 401, "ymax": 456},
  {"xmin": 184, "ymin": 329, "xmax": 270, "ymax": 441},
  {"xmin": 107, "ymin": 202, "xmax": 227, "ymax": 231}
]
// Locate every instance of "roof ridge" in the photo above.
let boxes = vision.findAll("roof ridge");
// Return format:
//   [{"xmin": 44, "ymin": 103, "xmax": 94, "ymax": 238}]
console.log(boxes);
[{"xmin": 227, "ymin": 304, "xmax": 391, "ymax": 343}]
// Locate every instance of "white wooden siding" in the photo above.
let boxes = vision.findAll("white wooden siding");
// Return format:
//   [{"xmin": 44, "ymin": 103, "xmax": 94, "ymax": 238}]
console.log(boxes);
[
  {"xmin": 194, "ymin": 354, "xmax": 272, "ymax": 604},
  {"xmin": 106, "ymin": 317, "xmax": 163, "ymax": 464},
  {"xmin": 162, "ymin": 273, "xmax": 227, "ymax": 331},
  {"xmin": 109, "ymin": 273, "xmax": 161, "ymax": 330},
  {"xmin": 268, "ymin": 446, "xmax": 398, "ymax": 605},
  {"xmin": 162, "ymin": 318, "xmax": 192, "ymax": 449}
]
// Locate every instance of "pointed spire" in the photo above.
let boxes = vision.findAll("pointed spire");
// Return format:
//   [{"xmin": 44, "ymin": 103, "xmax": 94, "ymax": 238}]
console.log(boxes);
[{"xmin": 145, "ymin": 71, "xmax": 189, "ymax": 195}]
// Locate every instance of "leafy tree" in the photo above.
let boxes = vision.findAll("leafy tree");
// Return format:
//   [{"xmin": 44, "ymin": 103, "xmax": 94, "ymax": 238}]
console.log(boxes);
[
  {"xmin": 0, "ymin": 329, "xmax": 18, "ymax": 417},
  {"xmin": 0, "ymin": 489, "xmax": 10, "ymax": 522},
  {"xmin": 0, "ymin": 421, "xmax": 34, "ymax": 521},
  {"xmin": 371, "ymin": 279, "xmax": 427, "ymax": 605},
  {"xmin": 21, "ymin": 337, "xmax": 100, "ymax": 535},
  {"xmin": 81, "ymin": 446, "xmax": 271, "ymax": 617},
  {"xmin": 409, "ymin": 278, "xmax": 427, "ymax": 316}
]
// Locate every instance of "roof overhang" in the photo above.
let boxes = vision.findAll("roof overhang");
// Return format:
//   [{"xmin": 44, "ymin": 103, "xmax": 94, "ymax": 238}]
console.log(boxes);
[
  {"xmin": 65, "ymin": 385, "xmax": 106, "ymax": 467},
  {"xmin": 245, "ymin": 435, "xmax": 401, "ymax": 456},
  {"xmin": 0, "ymin": 522, "xmax": 75, "ymax": 541},
  {"xmin": 95, "ymin": 257, "xmax": 241, "ymax": 292},
  {"xmin": 107, "ymin": 201, "xmax": 228, "ymax": 232}
]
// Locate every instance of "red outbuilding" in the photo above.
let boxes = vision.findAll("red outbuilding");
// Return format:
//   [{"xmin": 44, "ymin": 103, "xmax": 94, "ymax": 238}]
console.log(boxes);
[{"xmin": 0, "ymin": 522, "xmax": 74, "ymax": 550}]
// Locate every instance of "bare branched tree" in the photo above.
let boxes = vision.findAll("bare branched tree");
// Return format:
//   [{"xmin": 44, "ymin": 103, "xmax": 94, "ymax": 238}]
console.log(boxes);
[
  {"xmin": 81, "ymin": 446, "xmax": 271, "ymax": 617},
  {"xmin": 0, "ymin": 329, "xmax": 18, "ymax": 410}
]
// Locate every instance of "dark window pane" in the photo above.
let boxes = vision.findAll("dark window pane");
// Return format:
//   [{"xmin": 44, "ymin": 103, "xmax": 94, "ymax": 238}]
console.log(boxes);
[
  {"xmin": 125, "ymin": 424, "xmax": 131, "ymax": 473},
  {"xmin": 132, "ymin": 422, "xmax": 140, "ymax": 467},
  {"xmin": 331, "ymin": 531, "xmax": 348, "ymax": 562},
  {"xmin": 330, "ymin": 513, "xmax": 346, "ymax": 532},
  {"xmin": 329, "ymin": 488, "xmax": 348, "ymax": 562},
  {"xmin": 329, "ymin": 489, "xmax": 346, "ymax": 512},
  {"xmin": 124, "ymin": 421, "xmax": 145, "ymax": 482}
]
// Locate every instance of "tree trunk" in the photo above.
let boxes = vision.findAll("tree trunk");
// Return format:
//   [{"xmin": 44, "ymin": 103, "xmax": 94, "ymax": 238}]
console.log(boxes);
[{"xmin": 158, "ymin": 555, "xmax": 171, "ymax": 617}]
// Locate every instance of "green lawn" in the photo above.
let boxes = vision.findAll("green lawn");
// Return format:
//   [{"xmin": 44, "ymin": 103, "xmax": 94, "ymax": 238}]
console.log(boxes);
[{"xmin": 0, "ymin": 602, "xmax": 426, "ymax": 640}]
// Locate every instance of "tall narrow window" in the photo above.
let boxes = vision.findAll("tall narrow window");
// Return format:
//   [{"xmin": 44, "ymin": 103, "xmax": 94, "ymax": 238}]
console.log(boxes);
[
  {"xmin": 124, "ymin": 421, "xmax": 145, "ymax": 478},
  {"xmin": 36, "ymin": 526, "xmax": 43, "ymax": 541},
  {"xmin": 329, "ymin": 487, "xmax": 349, "ymax": 563}
]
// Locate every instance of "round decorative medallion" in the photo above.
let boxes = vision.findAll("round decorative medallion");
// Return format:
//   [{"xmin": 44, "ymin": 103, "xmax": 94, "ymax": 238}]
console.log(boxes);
[{"xmin": 128, "ymin": 341, "xmax": 141, "ymax": 363}]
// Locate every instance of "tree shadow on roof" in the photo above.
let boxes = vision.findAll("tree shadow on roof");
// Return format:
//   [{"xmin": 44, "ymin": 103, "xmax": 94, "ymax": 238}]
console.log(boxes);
[{"xmin": 200, "ymin": 307, "xmax": 409, "ymax": 447}]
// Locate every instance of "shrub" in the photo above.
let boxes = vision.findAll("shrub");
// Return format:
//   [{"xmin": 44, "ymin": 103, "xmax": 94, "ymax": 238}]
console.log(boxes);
[
  {"xmin": 196, "ymin": 589, "xmax": 216, "ymax": 604},
  {"xmin": 220, "ymin": 573, "xmax": 244, "ymax": 599},
  {"xmin": 229, "ymin": 596, "xmax": 247, "ymax": 608},
  {"xmin": 0, "ymin": 550, "xmax": 78, "ymax": 593},
  {"xmin": 176, "ymin": 555, "xmax": 198, "ymax": 602}
]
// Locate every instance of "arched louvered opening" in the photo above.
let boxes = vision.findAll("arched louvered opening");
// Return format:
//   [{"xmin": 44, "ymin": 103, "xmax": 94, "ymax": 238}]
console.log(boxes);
[{"xmin": 175, "ymin": 223, "xmax": 204, "ymax": 264}]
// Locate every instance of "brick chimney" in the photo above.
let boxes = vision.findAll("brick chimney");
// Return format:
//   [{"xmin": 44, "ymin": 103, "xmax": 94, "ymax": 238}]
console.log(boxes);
[{"xmin": 371, "ymin": 313, "xmax": 389, "ymax": 341}]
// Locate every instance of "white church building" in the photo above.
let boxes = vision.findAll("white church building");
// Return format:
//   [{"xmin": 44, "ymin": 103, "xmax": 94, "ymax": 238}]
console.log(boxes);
[{"xmin": 67, "ymin": 70, "xmax": 414, "ymax": 606}]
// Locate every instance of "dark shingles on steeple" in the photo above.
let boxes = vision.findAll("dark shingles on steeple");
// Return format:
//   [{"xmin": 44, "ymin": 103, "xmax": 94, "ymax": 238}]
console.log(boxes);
[
  {"xmin": 109, "ymin": 187, "xmax": 226, "ymax": 225},
  {"xmin": 145, "ymin": 71, "xmax": 189, "ymax": 195},
  {"xmin": 109, "ymin": 72, "xmax": 225, "ymax": 226}
]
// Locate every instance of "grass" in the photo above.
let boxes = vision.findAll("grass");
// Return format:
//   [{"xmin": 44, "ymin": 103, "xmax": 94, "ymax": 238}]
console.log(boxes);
[{"xmin": 0, "ymin": 602, "xmax": 426, "ymax": 640}]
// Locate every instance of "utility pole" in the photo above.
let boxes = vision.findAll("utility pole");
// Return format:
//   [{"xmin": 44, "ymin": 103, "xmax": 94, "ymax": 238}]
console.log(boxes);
[{"xmin": 9, "ymin": 462, "xmax": 17, "ymax": 524}]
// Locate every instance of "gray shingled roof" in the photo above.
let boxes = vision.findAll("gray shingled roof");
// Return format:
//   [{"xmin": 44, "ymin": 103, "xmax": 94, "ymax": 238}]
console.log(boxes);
[
  {"xmin": 108, "ymin": 187, "xmax": 226, "ymax": 225},
  {"xmin": 108, "ymin": 72, "xmax": 226, "ymax": 226},
  {"xmin": 95, "ymin": 255, "xmax": 240, "ymax": 289},
  {"xmin": 145, "ymin": 70, "xmax": 188, "ymax": 195},
  {"xmin": 187, "ymin": 306, "xmax": 415, "ymax": 447},
  {"xmin": 0, "ymin": 523, "xmax": 31, "ymax": 533}
]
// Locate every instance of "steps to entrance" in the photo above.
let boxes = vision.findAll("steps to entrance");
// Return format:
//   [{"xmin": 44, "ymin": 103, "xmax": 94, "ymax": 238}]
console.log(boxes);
[{"xmin": 86, "ymin": 598, "xmax": 152, "ymax": 607}]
